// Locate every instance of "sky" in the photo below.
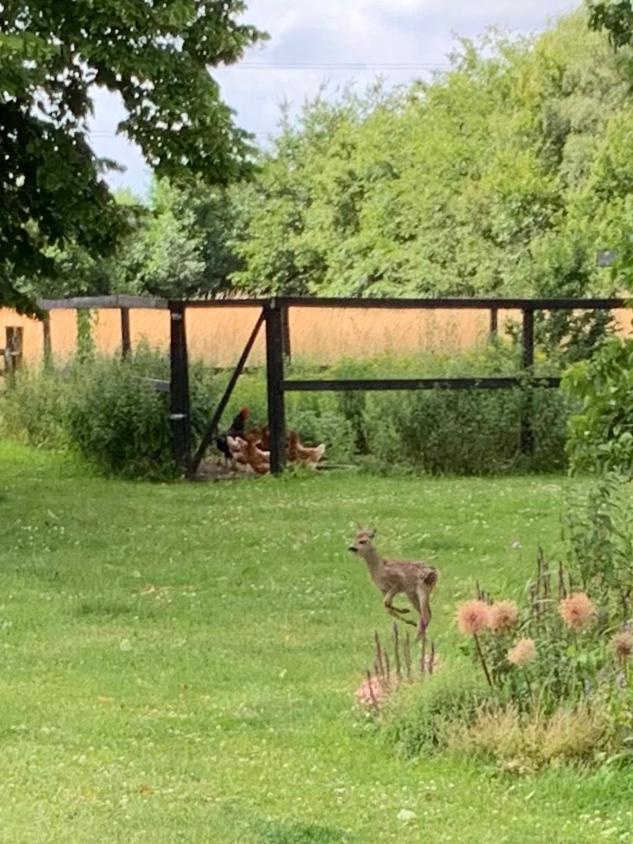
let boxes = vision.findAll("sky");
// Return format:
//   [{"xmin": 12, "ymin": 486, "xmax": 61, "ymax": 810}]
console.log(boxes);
[{"xmin": 89, "ymin": 0, "xmax": 578, "ymax": 197}]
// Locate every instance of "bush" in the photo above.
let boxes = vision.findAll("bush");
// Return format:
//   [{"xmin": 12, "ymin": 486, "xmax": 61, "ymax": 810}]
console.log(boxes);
[
  {"xmin": 66, "ymin": 353, "xmax": 176, "ymax": 478},
  {"xmin": 382, "ymin": 668, "xmax": 490, "ymax": 757},
  {"xmin": 0, "ymin": 366, "xmax": 70, "ymax": 449},
  {"xmin": 563, "ymin": 336, "xmax": 633, "ymax": 476},
  {"xmin": 362, "ymin": 386, "xmax": 568, "ymax": 475},
  {"xmin": 1, "ymin": 347, "xmax": 219, "ymax": 479},
  {"xmin": 450, "ymin": 704, "xmax": 610, "ymax": 772}
]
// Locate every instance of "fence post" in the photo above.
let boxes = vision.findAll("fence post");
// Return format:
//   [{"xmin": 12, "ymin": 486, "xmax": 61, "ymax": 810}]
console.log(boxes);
[
  {"xmin": 169, "ymin": 302, "xmax": 191, "ymax": 475},
  {"xmin": 489, "ymin": 307, "xmax": 498, "ymax": 340},
  {"xmin": 520, "ymin": 308, "xmax": 534, "ymax": 456},
  {"xmin": 42, "ymin": 316, "xmax": 52, "ymax": 369},
  {"xmin": 120, "ymin": 307, "xmax": 132, "ymax": 359},
  {"xmin": 5, "ymin": 327, "xmax": 23, "ymax": 386},
  {"xmin": 265, "ymin": 299, "xmax": 286, "ymax": 475},
  {"xmin": 281, "ymin": 304, "xmax": 292, "ymax": 363}
]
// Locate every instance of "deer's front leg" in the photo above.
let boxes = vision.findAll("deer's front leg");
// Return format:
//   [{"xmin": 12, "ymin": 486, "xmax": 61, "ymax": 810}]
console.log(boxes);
[{"xmin": 384, "ymin": 588, "xmax": 416, "ymax": 626}]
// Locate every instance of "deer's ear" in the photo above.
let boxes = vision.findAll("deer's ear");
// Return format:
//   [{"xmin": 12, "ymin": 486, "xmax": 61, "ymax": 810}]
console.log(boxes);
[{"xmin": 368, "ymin": 527, "xmax": 376, "ymax": 539}]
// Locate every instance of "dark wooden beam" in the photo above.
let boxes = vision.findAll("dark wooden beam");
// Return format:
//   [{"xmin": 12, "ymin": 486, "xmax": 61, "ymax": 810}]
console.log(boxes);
[
  {"xmin": 490, "ymin": 308, "xmax": 498, "ymax": 338},
  {"xmin": 35, "ymin": 294, "xmax": 629, "ymax": 313},
  {"xmin": 283, "ymin": 376, "xmax": 561, "ymax": 392},
  {"xmin": 120, "ymin": 308, "xmax": 131, "ymax": 359},
  {"xmin": 277, "ymin": 296, "xmax": 628, "ymax": 311},
  {"xmin": 179, "ymin": 298, "xmax": 268, "ymax": 308},
  {"xmin": 265, "ymin": 301, "xmax": 286, "ymax": 475},
  {"xmin": 38, "ymin": 295, "xmax": 168, "ymax": 311},
  {"xmin": 42, "ymin": 316, "xmax": 52, "ymax": 367},
  {"xmin": 520, "ymin": 309, "xmax": 535, "ymax": 456},
  {"xmin": 281, "ymin": 304, "xmax": 292, "ymax": 362},
  {"xmin": 169, "ymin": 302, "xmax": 191, "ymax": 475}
]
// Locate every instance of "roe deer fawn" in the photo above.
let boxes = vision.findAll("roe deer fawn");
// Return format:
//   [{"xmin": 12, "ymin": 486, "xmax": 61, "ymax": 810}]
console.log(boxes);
[{"xmin": 348, "ymin": 526, "xmax": 439, "ymax": 637}]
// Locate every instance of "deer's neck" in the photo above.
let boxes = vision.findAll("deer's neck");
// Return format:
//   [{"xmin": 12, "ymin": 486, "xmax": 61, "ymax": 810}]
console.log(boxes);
[{"xmin": 362, "ymin": 547, "xmax": 385, "ymax": 583}]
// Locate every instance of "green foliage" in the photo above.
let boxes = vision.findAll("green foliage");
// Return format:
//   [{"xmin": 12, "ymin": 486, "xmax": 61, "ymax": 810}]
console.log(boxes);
[
  {"xmin": 0, "ymin": 347, "xmax": 219, "ymax": 478},
  {"xmin": 565, "ymin": 475, "xmax": 633, "ymax": 615},
  {"xmin": 362, "ymin": 387, "xmax": 568, "ymax": 475},
  {"xmin": 2, "ymin": 342, "xmax": 573, "ymax": 476},
  {"xmin": 122, "ymin": 180, "xmax": 244, "ymax": 298},
  {"xmin": 0, "ymin": 366, "xmax": 70, "ymax": 449},
  {"xmin": 563, "ymin": 335, "xmax": 633, "ymax": 474},
  {"xmin": 232, "ymin": 12, "xmax": 629, "ymax": 321},
  {"xmin": 457, "ymin": 480, "xmax": 633, "ymax": 761},
  {"xmin": 588, "ymin": 0, "xmax": 633, "ymax": 47},
  {"xmin": 0, "ymin": 1, "xmax": 264, "ymax": 311},
  {"xmin": 338, "ymin": 346, "xmax": 569, "ymax": 475},
  {"xmin": 382, "ymin": 669, "xmax": 490, "ymax": 757},
  {"xmin": 65, "ymin": 353, "xmax": 177, "ymax": 479}
]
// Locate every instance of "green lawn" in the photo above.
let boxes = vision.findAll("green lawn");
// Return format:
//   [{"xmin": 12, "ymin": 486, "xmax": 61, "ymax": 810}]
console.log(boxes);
[{"xmin": 1, "ymin": 442, "xmax": 632, "ymax": 843}]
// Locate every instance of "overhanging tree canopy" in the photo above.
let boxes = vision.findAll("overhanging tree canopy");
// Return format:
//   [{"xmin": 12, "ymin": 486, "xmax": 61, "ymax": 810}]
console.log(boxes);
[{"xmin": 0, "ymin": 0, "xmax": 263, "ymax": 311}]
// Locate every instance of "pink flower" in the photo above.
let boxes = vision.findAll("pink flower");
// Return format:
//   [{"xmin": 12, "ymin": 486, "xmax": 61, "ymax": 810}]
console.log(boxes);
[
  {"xmin": 355, "ymin": 675, "xmax": 387, "ymax": 708},
  {"xmin": 612, "ymin": 631, "xmax": 633, "ymax": 660},
  {"xmin": 456, "ymin": 600, "xmax": 489, "ymax": 636},
  {"xmin": 488, "ymin": 601, "xmax": 519, "ymax": 634},
  {"xmin": 507, "ymin": 638, "xmax": 536, "ymax": 668},
  {"xmin": 559, "ymin": 592, "xmax": 595, "ymax": 631}
]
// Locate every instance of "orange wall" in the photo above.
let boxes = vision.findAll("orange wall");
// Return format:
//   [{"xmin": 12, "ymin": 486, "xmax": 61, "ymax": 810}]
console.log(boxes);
[{"xmin": 1, "ymin": 305, "xmax": 631, "ymax": 368}]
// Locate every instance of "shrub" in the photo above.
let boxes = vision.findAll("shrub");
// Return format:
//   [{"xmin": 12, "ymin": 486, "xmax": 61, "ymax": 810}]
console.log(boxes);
[
  {"xmin": 1, "ymin": 347, "xmax": 220, "ymax": 479},
  {"xmin": 0, "ymin": 366, "xmax": 70, "ymax": 449},
  {"xmin": 65, "ymin": 353, "xmax": 176, "ymax": 478},
  {"xmin": 381, "ymin": 668, "xmax": 490, "ymax": 757},
  {"xmin": 564, "ymin": 475, "xmax": 633, "ymax": 615},
  {"xmin": 563, "ymin": 335, "xmax": 633, "ymax": 475},
  {"xmin": 363, "ymin": 386, "xmax": 568, "ymax": 475},
  {"xmin": 450, "ymin": 704, "xmax": 610, "ymax": 771}
]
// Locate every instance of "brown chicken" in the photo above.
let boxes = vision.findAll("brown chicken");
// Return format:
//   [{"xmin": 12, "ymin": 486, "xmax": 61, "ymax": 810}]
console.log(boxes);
[
  {"xmin": 243, "ymin": 432, "xmax": 270, "ymax": 475},
  {"xmin": 287, "ymin": 430, "xmax": 326, "ymax": 468}
]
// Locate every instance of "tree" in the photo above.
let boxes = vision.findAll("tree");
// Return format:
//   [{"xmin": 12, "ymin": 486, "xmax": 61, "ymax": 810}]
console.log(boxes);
[
  {"xmin": 0, "ymin": 1, "xmax": 263, "ymax": 311},
  {"xmin": 125, "ymin": 179, "xmax": 243, "ymax": 298},
  {"xmin": 233, "ymin": 11, "xmax": 630, "ymax": 312}
]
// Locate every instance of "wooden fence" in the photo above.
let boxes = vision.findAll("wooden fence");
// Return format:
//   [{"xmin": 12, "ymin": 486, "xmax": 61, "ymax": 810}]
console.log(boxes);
[{"xmin": 3, "ymin": 295, "xmax": 628, "ymax": 477}]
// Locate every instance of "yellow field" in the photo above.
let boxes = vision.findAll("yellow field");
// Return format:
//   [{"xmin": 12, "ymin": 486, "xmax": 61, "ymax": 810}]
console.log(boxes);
[{"xmin": 1, "ymin": 304, "xmax": 631, "ymax": 368}]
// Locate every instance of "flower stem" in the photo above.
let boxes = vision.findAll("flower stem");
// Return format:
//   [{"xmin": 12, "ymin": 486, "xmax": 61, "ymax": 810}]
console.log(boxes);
[{"xmin": 473, "ymin": 634, "xmax": 493, "ymax": 688}]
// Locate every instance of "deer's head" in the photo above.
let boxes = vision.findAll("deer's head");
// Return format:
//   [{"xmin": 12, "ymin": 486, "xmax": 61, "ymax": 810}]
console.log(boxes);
[{"xmin": 348, "ymin": 525, "xmax": 376, "ymax": 556}]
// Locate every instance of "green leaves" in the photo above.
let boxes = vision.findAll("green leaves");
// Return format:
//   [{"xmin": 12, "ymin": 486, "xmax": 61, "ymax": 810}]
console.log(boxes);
[
  {"xmin": 563, "ymin": 335, "xmax": 633, "ymax": 474},
  {"xmin": 0, "ymin": 0, "xmax": 264, "ymax": 311},
  {"xmin": 588, "ymin": 0, "xmax": 633, "ymax": 47},
  {"xmin": 232, "ymin": 12, "xmax": 632, "ymax": 307}
]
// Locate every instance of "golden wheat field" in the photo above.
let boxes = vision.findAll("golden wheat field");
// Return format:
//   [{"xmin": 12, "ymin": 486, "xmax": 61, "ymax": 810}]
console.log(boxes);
[{"xmin": 1, "ymin": 304, "xmax": 631, "ymax": 368}]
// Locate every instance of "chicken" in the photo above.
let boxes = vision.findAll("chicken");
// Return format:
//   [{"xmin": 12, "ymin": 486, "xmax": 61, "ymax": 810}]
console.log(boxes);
[
  {"xmin": 243, "ymin": 432, "xmax": 270, "ymax": 475},
  {"xmin": 226, "ymin": 435, "xmax": 251, "ymax": 471},
  {"xmin": 287, "ymin": 430, "xmax": 326, "ymax": 469},
  {"xmin": 216, "ymin": 407, "xmax": 250, "ymax": 466},
  {"xmin": 259, "ymin": 425, "xmax": 270, "ymax": 451}
]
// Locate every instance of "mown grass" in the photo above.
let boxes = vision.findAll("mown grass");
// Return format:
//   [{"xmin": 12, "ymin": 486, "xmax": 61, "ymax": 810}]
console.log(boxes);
[{"xmin": 0, "ymin": 442, "xmax": 632, "ymax": 843}]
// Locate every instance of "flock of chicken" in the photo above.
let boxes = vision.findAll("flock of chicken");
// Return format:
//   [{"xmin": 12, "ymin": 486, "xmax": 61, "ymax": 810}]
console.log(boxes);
[{"xmin": 215, "ymin": 408, "xmax": 326, "ymax": 475}]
